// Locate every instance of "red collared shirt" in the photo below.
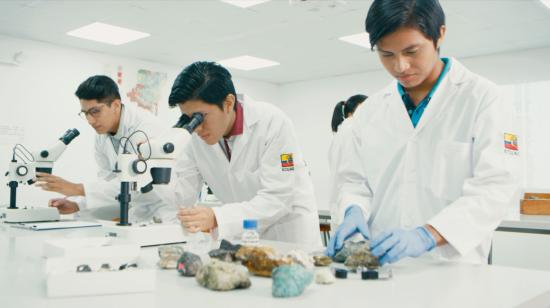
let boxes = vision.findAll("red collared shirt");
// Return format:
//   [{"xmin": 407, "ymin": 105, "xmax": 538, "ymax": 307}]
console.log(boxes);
[{"xmin": 221, "ymin": 102, "xmax": 244, "ymax": 161}]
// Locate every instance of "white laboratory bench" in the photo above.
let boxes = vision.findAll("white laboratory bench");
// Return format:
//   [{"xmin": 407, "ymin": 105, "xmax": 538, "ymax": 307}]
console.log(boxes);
[
  {"xmin": 498, "ymin": 215, "xmax": 550, "ymax": 234},
  {"xmin": 1, "ymin": 222, "xmax": 550, "ymax": 308}
]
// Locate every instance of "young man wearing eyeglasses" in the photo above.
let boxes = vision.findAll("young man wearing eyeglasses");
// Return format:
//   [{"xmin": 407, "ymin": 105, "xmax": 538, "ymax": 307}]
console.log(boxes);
[{"xmin": 35, "ymin": 75, "xmax": 177, "ymax": 223}]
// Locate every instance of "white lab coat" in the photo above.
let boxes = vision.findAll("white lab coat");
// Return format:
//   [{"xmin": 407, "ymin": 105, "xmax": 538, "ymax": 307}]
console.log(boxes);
[
  {"xmin": 79, "ymin": 103, "xmax": 177, "ymax": 223},
  {"xmin": 174, "ymin": 96, "xmax": 321, "ymax": 246},
  {"xmin": 335, "ymin": 58, "xmax": 519, "ymax": 264}
]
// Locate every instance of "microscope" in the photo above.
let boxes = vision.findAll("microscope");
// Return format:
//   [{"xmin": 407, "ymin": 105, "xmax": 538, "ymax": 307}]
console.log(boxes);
[
  {"xmin": 1, "ymin": 128, "xmax": 80, "ymax": 223},
  {"xmin": 104, "ymin": 113, "xmax": 203, "ymax": 246}
]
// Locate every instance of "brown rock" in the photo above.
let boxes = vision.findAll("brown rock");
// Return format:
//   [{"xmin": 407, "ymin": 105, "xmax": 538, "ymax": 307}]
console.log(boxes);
[
  {"xmin": 313, "ymin": 255, "xmax": 332, "ymax": 267},
  {"xmin": 235, "ymin": 246, "xmax": 291, "ymax": 277}
]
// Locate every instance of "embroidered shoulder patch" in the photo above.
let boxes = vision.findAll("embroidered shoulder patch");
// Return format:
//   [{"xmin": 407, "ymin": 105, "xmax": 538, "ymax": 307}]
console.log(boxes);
[
  {"xmin": 280, "ymin": 153, "xmax": 294, "ymax": 171},
  {"xmin": 504, "ymin": 133, "xmax": 519, "ymax": 155}
]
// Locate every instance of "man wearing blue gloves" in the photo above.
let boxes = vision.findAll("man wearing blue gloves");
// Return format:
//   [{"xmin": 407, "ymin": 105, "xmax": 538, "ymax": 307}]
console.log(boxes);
[{"xmin": 328, "ymin": 0, "xmax": 518, "ymax": 265}]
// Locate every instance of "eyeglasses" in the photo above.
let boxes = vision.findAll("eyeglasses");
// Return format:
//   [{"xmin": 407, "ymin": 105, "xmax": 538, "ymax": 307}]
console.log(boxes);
[{"xmin": 78, "ymin": 104, "xmax": 106, "ymax": 120}]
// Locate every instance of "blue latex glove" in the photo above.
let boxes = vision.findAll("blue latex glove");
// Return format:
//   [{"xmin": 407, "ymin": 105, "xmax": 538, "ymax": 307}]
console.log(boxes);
[
  {"xmin": 325, "ymin": 205, "xmax": 370, "ymax": 257},
  {"xmin": 371, "ymin": 226, "xmax": 436, "ymax": 265}
]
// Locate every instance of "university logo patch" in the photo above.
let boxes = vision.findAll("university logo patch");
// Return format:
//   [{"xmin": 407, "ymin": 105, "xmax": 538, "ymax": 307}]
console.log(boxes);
[
  {"xmin": 504, "ymin": 133, "xmax": 519, "ymax": 155},
  {"xmin": 280, "ymin": 153, "xmax": 294, "ymax": 171}
]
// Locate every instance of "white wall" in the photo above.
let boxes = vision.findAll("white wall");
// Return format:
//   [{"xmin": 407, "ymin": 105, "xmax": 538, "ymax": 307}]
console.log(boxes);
[
  {"xmin": 0, "ymin": 34, "xmax": 279, "ymax": 207},
  {"xmin": 278, "ymin": 47, "xmax": 550, "ymax": 211}
]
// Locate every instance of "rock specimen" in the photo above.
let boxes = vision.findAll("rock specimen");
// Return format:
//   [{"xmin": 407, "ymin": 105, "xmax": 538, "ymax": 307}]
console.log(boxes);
[
  {"xmin": 235, "ymin": 246, "xmax": 291, "ymax": 277},
  {"xmin": 157, "ymin": 245, "xmax": 185, "ymax": 269},
  {"xmin": 219, "ymin": 239, "xmax": 242, "ymax": 253},
  {"xmin": 345, "ymin": 252, "xmax": 379, "ymax": 271},
  {"xmin": 341, "ymin": 241, "xmax": 379, "ymax": 271},
  {"xmin": 208, "ymin": 239, "xmax": 243, "ymax": 262},
  {"xmin": 177, "ymin": 251, "xmax": 203, "ymax": 277},
  {"xmin": 272, "ymin": 264, "xmax": 314, "ymax": 298},
  {"xmin": 313, "ymin": 255, "xmax": 332, "ymax": 267},
  {"xmin": 315, "ymin": 268, "xmax": 336, "ymax": 285},
  {"xmin": 195, "ymin": 260, "xmax": 251, "ymax": 291},
  {"xmin": 286, "ymin": 250, "xmax": 315, "ymax": 270},
  {"xmin": 208, "ymin": 249, "xmax": 236, "ymax": 262},
  {"xmin": 98, "ymin": 263, "xmax": 111, "ymax": 272},
  {"xmin": 333, "ymin": 240, "xmax": 379, "ymax": 270},
  {"xmin": 333, "ymin": 240, "xmax": 365, "ymax": 263}
]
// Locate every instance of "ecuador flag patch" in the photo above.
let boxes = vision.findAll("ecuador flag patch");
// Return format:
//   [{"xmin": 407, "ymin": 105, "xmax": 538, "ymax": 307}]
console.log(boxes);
[
  {"xmin": 504, "ymin": 133, "xmax": 519, "ymax": 154},
  {"xmin": 280, "ymin": 153, "xmax": 294, "ymax": 171}
]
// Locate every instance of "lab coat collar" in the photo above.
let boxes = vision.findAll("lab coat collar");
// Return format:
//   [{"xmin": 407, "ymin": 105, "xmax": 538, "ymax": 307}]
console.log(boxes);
[
  {"xmin": 111, "ymin": 104, "xmax": 127, "ymax": 140},
  {"xmin": 413, "ymin": 57, "xmax": 471, "ymax": 133},
  {"xmin": 227, "ymin": 94, "xmax": 260, "ymax": 165},
  {"xmin": 446, "ymin": 57, "xmax": 469, "ymax": 86},
  {"xmin": 382, "ymin": 57, "xmax": 464, "ymax": 135},
  {"xmin": 241, "ymin": 94, "xmax": 261, "ymax": 127}
]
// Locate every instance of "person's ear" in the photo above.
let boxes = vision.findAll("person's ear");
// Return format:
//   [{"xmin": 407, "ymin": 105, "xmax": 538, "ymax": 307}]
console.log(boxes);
[
  {"xmin": 111, "ymin": 99, "xmax": 122, "ymax": 110},
  {"xmin": 223, "ymin": 94, "xmax": 235, "ymax": 114},
  {"xmin": 436, "ymin": 25, "xmax": 446, "ymax": 50}
]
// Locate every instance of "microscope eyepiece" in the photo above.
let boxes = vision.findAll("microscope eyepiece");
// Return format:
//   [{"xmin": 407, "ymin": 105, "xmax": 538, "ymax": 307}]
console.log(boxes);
[
  {"xmin": 183, "ymin": 112, "xmax": 204, "ymax": 133},
  {"xmin": 60, "ymin": 128, "xmax": 80, "ymax": 145},
  {"xmin": 173, "ymin": 114, "xmax": 191, "ymax": 128}
]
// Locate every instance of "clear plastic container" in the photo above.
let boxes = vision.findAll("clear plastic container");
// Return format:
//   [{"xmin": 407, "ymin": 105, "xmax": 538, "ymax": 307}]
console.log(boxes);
[{"xmin": 241, "ymin": 219, "xmax": 259, "ymax": 246}]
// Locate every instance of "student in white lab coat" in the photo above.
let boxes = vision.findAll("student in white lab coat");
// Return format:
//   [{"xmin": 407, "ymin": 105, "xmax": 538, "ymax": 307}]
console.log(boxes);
[
  {"xmin": 35, "ymin": 75, "xmax": 176, "ymax": 223},
  {"xmin": 328, "ymin": 94, "xmax": 367, "ymax": 231},
  {"xmin": 327, "ymin": 0, "xmax": 519, "ymax": 265},
  {"xmin": 170, "ymin": 61, "xmax": 321, "ymax": 246}
]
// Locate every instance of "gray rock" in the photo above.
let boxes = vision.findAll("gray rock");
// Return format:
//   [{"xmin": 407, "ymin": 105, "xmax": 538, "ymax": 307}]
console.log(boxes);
[
  {"xmin": 208, "ymin": 249, "xmax": 236, "ymax": 262},
  {"xmin": 207, "ymin": 240, "xmax": 242, "ymax": 262},
  {"xmin": 195, "ymin": 260, "xmax": 251, "ymax": 291},
  {"xmin": 219, "ymin": 239, "xmax": 242, "ymax": 253},
  {"xmin": 344, "ymin": 251, "xmax": 379, "ymax": 271},
  {"xmin": 177, "ymin": 251, "xmax": 203, "ymax": 277},
  {"xmin": 333, "ymin": 240, "xmax": 374, "ymax": 263},
  {"xmin": 336, "ymin": 241, "xmax": 379, "ymax": 271}
]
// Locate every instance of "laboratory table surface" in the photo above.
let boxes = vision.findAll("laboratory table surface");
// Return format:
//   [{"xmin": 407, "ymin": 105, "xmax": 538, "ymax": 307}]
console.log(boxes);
[
  {"xmin": 1, "ymin": 222, "xmax": 549, "ymax": 308},
  {"xmin": 498, "ymin": 214, "xmax": 550, "ymax": 234}
]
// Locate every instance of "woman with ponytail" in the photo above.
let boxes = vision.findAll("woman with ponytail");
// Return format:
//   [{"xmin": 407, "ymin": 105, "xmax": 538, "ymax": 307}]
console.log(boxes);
[{"xmin": 328, "ymin": 94, "xmax": 368, "ymax": 232}]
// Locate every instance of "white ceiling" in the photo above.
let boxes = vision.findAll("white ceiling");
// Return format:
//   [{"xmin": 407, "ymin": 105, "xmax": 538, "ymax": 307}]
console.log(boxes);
[{"xmin": 1, "ymin": 0, "xmax": 550, "ymax": 84}]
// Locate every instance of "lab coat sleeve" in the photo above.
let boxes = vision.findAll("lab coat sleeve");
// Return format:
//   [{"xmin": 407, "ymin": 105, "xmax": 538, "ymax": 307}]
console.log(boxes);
[
  {"xmin": 333, "ymin": 109, "xmax": 373, "ymax": 226},
  {"xmin": 173, "ymin": 143, "xmax": 204, "ymax": 208},
  {"xmin": 428, "ymin": 87, "xmax": 520, "ymax": 258},
  {"xmin": 78, "ymin": 138, "xmax": 119, "ymax": 209},
  {"xmin": 211, "ymin": 116, "xmax": 300, "ymax": 240}
]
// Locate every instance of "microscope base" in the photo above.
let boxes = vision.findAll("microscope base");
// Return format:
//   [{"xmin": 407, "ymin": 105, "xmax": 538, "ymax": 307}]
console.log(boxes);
[
  {"xmin": 0, "ymin": 207, "xmax": 60, "ymax": 223},
  {"xmin": 103, "ymin": 224, "xmax": 188, "ymax": 247}
]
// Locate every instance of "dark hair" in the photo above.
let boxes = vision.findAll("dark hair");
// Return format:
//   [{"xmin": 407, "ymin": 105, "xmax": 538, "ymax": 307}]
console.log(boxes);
[
  {"xmin": 168, "ymin": 61, "xmax": 237, "ymax": 110},
  {"xmin": 75, "ymin": 75, "xmax": 121, "ymax": 104},
  {"xmin": 331, "ymin": 94, "xmax": 368, "ymax": 132},
  {"xmin": 365, "ymin": 0, "xmax": 445, "ymax": 50}
]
